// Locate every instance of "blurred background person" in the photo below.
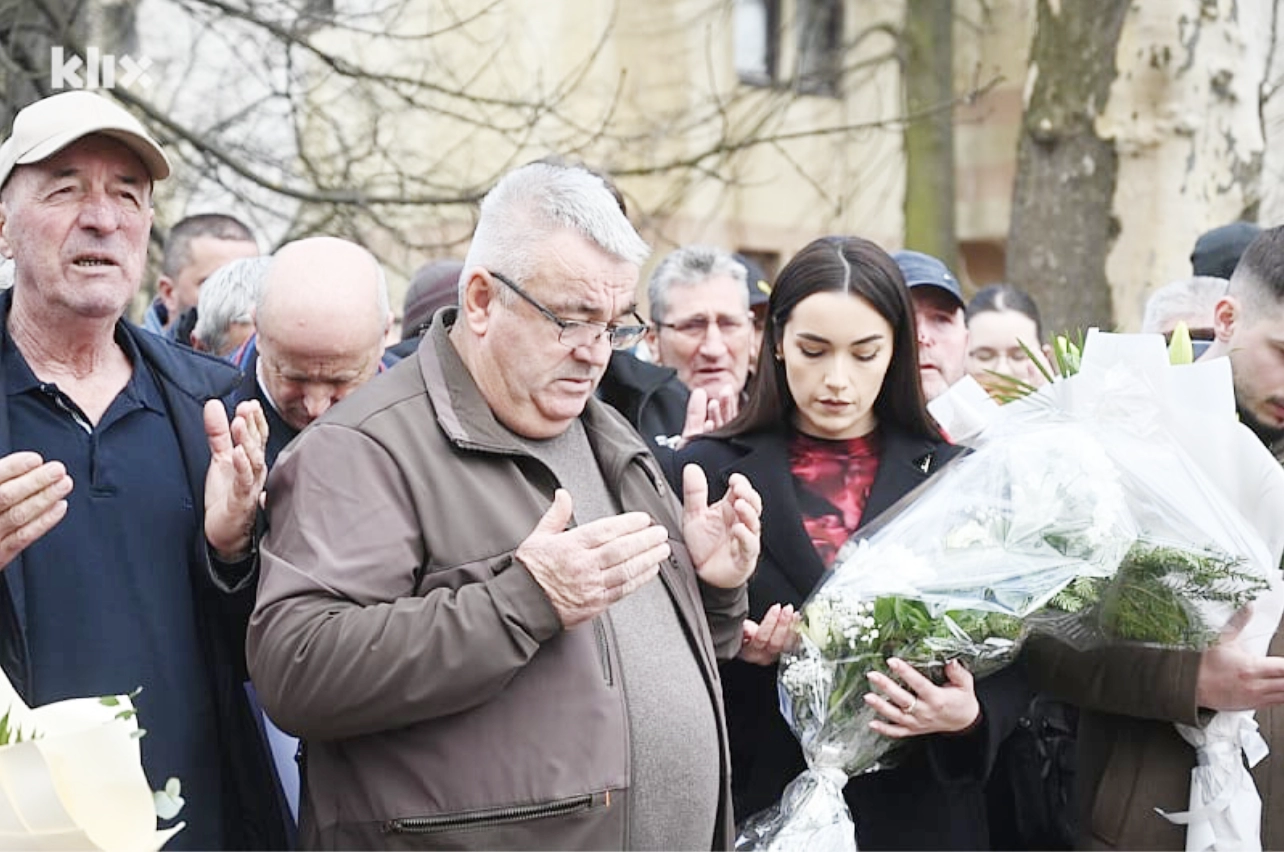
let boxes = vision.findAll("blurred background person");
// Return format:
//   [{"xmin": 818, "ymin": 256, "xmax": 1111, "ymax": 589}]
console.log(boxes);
[
  {"xmin": 1140, "ymin": 276, "xmax": 1226, "ymax": 358},
  {"xmin": 965, "ymin": 284, "xmax": 1053, "ymax": 397},
  {"xmin": 733, "ymin": 252, "xmax": 772, "ymax": 370},
  {"xmin": 145, "ymin": 213, "xmax": 259, "ymax": 338},
  {"xmin": 388, "ymin": 258, "xmax": 464, "ymax": 359},
  {"xmin": 894, "ymin": 249, "xmax": 969, "ymax": 401},
  {"xmin": 647, "ymin": 244, "xmax": 754, "ymax": 411},
  {"xmin": 1191, "ymin": 221, "xmax": 1261, "ymax": 280},
  {"xmin": 190, "ymin": 255, "xmax": 269, "ymax": 359}
]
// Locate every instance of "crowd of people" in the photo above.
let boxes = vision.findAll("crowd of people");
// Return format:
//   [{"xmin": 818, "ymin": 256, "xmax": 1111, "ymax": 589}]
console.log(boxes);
[{"xmin": 2, "ymin": 88, "xmax": 1284, "ymax": 852}]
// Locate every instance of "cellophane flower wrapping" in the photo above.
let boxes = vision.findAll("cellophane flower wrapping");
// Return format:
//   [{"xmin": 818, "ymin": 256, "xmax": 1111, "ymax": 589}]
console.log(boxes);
[{"xmin": 736, "ymin": 332, "xmax": 1284, "ymax": 852}]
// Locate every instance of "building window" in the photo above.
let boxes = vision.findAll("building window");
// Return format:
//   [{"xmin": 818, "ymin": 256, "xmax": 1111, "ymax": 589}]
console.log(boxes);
[
  {"xmin": 735, "ymin": 0, "xmax": 779, "ymax": 86},
  {"xmin": 796, "ymin": 0, "xmax": 843, "ymax": 97}
]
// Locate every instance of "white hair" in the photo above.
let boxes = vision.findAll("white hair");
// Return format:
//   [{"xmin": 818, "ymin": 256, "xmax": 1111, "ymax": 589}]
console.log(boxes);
[
  {"xmin": 461, "ymin": 162, "xmax": 650, "ymax": 302},
  {"xmin": 1140, "ymin": 276, "xmax": 1227, "ymax": 334},
  {"xmin": 193, "ymin": 256, "xmax": 269, "ymax": 355},
  {"xmin": 647, "ymin": 245, "xmax": 748, "ymax": 323}
]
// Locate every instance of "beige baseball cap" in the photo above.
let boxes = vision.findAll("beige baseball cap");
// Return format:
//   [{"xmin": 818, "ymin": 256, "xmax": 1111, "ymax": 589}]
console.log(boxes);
[{"xmin": 0, "ymin": 90, "xmax": 170, "ymax": 189}]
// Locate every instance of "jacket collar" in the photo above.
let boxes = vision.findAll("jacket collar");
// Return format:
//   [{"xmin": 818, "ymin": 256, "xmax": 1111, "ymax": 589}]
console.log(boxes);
[
  {"xmin": 0, "ymin": 292, "xmax": 240, "ymax": 698},
  {"xmin": 602, "ymin": 350, "xmax": 680, "ymax": 397},
  {"xmin": 419, "ymin": 308, "xmax": 653, "ymax": 479},
  {"xmin": 705, "ymin": 424, "xmax": 957, "ymax": 599}
]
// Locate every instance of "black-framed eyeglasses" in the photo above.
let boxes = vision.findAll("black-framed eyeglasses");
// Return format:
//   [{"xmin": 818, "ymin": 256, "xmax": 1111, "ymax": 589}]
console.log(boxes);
[{"xmin": 488, "ymin": 270, "xmax": 648, "ymax": 350}]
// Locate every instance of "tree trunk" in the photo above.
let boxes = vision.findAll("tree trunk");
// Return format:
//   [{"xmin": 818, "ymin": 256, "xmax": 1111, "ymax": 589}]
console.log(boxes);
[
  {"xmin": 902, "ymin": 0, "xmax": 957, "ymax": 273},
  {"xmin": 1006, "ymin": 0, "xmax": 1130, "ymax": 335}
]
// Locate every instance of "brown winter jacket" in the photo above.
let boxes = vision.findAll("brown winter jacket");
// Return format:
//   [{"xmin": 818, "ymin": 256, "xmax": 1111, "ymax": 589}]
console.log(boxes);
[
  {"xmin": 1026, "ymin": 414, "xmax": 1284, "ymax": 851},
  {"xmin": 246, "ymin": 313, "xmax": 746, "ymax": 850}
]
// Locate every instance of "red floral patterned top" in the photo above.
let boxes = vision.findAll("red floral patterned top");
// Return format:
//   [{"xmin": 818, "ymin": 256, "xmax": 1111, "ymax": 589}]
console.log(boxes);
[{"xmin": 789, "ymin": 430, "xmax": 882, "ymax": 566}]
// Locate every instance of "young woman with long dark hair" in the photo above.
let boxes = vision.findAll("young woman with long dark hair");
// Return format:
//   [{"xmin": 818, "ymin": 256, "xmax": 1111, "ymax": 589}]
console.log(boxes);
[{"xmin": 670, "ymin": 236, "xmax": 1026, "ymax": 850}]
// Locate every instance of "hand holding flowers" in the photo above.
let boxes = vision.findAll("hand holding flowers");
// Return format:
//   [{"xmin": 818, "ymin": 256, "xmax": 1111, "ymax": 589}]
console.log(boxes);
[
  {"xmin": 739, "ymin": 332, "xmax": 1284, "ymax": 852},
  {"xmin": 865, "ymin": 658, "xmax": 979, "ymax": 739}
]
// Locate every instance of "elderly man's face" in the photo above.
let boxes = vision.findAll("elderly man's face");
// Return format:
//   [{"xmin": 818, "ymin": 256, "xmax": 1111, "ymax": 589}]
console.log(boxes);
[
  {"xmin": 467, "ymin": 230, "xmax": 639, "ymax": 439},
  {"xmin": 258, "ymin": 332, "xmax": 383, "ymax": 432},
  {"xmin": 255, "ymin": 238, "xmax": 389, "ymax": 432},
  {"xmin": 651, "ymin": 274, "xmax": 753, "ymax": 398},
  {"xmin": 911, "ymin": 286, "xmax": 968, "ymax": 401},
  {"xmin": 0, "ymin": 136, "xmax": 152, "ymax": 321}
]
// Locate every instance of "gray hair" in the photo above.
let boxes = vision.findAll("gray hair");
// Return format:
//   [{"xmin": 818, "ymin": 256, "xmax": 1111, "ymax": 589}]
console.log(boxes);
[
  {"xmin": 193, "ymin": 256, "xmax": 269, "ymax": 356},
  {"xmin": 647, "ymin": 245, "xmax": 748, "ymax": 323},
  {"xmin": 1140, "ymin": 276, "xmax": 1227, "ymax": 334},
  {"xmin": 461, "ymin": 162, "xmax": 650, "ymax": 303}
]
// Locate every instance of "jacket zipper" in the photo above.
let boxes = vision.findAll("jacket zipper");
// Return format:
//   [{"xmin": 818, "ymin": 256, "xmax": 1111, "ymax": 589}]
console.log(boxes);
[
  {"xmin": 384, "ymin": 791, "xmax": 607, "ymax": 834},
  {"xmin": 592, "ymin": 616, "xmax": 613, "ymax": 685}
]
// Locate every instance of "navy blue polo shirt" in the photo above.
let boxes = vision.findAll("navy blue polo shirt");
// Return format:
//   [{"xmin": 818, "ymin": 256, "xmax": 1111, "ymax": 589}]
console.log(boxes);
[{"xmin": 6, "ymin": 328, "xmax": 224, "ymax": 850}]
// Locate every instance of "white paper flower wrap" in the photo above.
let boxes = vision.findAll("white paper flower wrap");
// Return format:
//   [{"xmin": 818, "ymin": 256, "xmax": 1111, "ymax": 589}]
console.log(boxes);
[{"xmin": 0, "ymin": 667, "xmax": 184, "ymax": 851}]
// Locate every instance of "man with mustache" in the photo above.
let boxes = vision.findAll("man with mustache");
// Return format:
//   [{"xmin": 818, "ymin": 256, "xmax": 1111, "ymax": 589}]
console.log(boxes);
[
  {"xmin": 248, "ymin": 161, "xmax": 763, "ymax": 850},
  {"xmin": 0, "ymin": 91, "xmax": 286, "ymax": 849}
]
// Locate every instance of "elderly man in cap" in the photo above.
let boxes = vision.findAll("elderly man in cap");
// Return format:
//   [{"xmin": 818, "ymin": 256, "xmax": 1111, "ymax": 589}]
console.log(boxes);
[
  {"xmin": 893, "ymin": 249, "xmax": 969, "ymax": 401},
  {"xmin": 0, "ymin": 91, "xmax": 287, "ymax": 849},
  {"xmin": 249, "ymin": 161, "xmax": 761, "ymax": 850}
]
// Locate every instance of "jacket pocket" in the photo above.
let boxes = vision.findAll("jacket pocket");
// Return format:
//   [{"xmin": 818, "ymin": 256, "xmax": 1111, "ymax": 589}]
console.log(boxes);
[
  {"xmin": 592, "ymin": 617, "xmax": 613, "ymax": 685},
  {"xmin": 383, "ymin": 791, "xmax": 611, "ymax": 836}
]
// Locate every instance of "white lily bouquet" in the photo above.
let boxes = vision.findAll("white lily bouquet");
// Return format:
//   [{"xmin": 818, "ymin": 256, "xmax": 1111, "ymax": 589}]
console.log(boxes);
[
  {"xmin": 737, "ymin": 332, "xmax": 1284, "ymax": 852},
  {"xmin": 0, "ymin": 665, "xmax": 185, "ymax": 851}
]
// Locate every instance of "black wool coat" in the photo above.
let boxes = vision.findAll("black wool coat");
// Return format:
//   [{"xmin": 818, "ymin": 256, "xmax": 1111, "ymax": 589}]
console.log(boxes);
[{"xmin": 670, "ymin": 424, "xmax": 1029, "ymax": 851}]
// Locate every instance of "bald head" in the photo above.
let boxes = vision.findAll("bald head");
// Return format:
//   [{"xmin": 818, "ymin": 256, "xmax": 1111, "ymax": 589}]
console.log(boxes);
[
  {"xmin": 256, "ymin": 237, "xmax": 390, "ymax": 432},
  {"xmin": 259, "ymin": 237, "xmax": 387, "ymax": 336}
]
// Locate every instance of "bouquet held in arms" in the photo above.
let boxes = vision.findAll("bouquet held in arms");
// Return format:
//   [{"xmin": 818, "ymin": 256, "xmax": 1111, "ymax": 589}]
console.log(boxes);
[
  {"xmin": 736, "ymin": 332, "xmax": 1284, "ymax": 852},
  {"xmin": 0, "ymin": 665, "xmax": 185, "ymax": 851}
]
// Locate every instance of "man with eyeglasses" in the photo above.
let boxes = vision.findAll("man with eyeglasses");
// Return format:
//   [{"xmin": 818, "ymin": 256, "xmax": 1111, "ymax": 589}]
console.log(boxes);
[
  {"xmin": 248, "ymin": 161, "xmax": 762, "ymax": 850},
  {"xmin": 647, "ymin": 245, "xmax": 755, "ymax": 415}
]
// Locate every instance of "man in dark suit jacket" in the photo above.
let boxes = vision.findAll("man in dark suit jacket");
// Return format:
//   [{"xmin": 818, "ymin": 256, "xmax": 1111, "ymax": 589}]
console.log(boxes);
[{"xmin": 233, "ymin": 237, "xmax": 391, "ymax": 467}]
